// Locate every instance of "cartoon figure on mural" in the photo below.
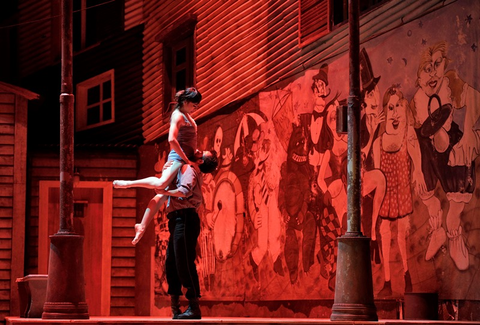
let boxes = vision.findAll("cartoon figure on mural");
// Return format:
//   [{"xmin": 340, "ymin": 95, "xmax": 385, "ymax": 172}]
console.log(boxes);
[
  {"xmin": 372, "ymin": 86, "xmax": 426, "ymax": 296},
  {"xmin": 307, "ymin": 64, "xmax": 342, "ymax": 289},
  {"xmin": 280, "ymin": 114, "xmax": 315, "ymax": 284},
  {"xmin": 247, "ymin": 118, "xmax": 284, "ymax": 282},
  {"xmin": 210, "ymin": 124, "xmax": 245, "ymax": 262},
  {"xmin": 197, "ymin": 133, "xmax": 218, "ymax": 291},
  {"xmin": 232, "ymin": 113, "xmax": 263, "ymax": 191},
  {"xmin": 309, "ymin": 63, "xmax": 331, "ymax": 170},
  {"xmin": 358, "ymin": 48, "xmax": 386, "ymax": 264},
  {"xmin": 411, "ymin": 41, "xmax": 479, "ymax": 270},
  {"xmin": 197, "ymin": 125, "xmax": 246, "ymax": 294},
  {"xmin": 315, "ymin": 98, "xmax": 347, "ymax": 290}
]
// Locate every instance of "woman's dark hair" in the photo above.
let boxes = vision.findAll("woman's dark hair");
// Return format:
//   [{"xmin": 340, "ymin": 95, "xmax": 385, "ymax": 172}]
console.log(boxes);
[
  {"xmin": 199, "ymin": 150, "xmax": 218, "ymax": 174},
  {"xmin": 175, "ymin": 87, "xmax": 202, "ymax": 109}
]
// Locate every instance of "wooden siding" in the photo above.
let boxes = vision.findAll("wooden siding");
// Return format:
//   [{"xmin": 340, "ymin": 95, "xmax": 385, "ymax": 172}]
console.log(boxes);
[
  {"xmin": 0, "ymin": 88, "xmax": 32, "ymax": 320},
  {"xmin": 299, "ymin": 0, "xmax": 330, "ymax": 45},
  {"xmin": 73, "ymin": 24, "xmax": 145, "ymax": 145},
  {"xmin": 17, "ymin": 0, "xmax": 53, "ymax": 78},
  {"xmin": 0, "ymin": 92, "xmax": 15, "ymax": 320},
  {"xmin": 16, "ymin": 0, "xmax": 144, "ymax": 79},
  {"xmin": 22, "ymin": 25, "xmax": 145, "ymax": 147},
  {"xmin": 125, "ymin": 0, "xmax": 144, "ymax": 31},
  {"xmin": 26, "ymin": 148, "xmax": 138, "ymax": 316},
  {"xmin": 141, "ymin": 0, "xmax": 451, "ymax": 143}
]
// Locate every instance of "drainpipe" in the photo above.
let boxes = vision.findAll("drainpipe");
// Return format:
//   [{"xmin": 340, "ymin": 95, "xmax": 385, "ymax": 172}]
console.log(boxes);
[
  {"xmin": 42, "ymin": 0, "xmax": 89, "ymax": 319},
  {"xmin": 330, "ymin": 0, "xmax": 378, "ymax": 320}
]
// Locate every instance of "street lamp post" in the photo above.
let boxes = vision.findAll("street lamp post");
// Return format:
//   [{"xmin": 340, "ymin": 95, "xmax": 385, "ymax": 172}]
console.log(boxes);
[
  {"xmin": 42, "ymin": 0, "xmax": 89, "ymax": 319},
  {"xmin": 330, "ymin": 0, "xmax": 378, "ymax": 321}
]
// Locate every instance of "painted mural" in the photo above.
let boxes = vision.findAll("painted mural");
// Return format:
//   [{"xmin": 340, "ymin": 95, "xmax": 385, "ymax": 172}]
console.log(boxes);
[{"xmin": 155, "ymin": 0, "xmax": 479, "ymax": 302}]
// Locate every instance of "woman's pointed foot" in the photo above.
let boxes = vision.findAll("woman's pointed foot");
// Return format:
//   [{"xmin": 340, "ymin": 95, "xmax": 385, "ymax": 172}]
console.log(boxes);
[
  {"xmin": 132, "ymin": 224, "xmax": 145, "ymax": 245},
  {"xmin": 113, "ymin": 180, "xmax": 130, "ymax": 189}
]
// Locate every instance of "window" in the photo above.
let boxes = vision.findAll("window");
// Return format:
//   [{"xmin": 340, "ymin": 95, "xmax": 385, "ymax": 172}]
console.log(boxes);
[
  {"xmin": 159, "ymin": 15, "xmax": 197, "ymax": 115},
  {"xmin": 299, "ymin": 0, "xmax": 388, "ymax": 46},
  {"xmin": 76, "ymin": 70, "xmax": 115, "ymax": 131},
  {"xmin": 167, "ymin": 35, "xmax": 194, "ymax": 104},
  {"xmin": 73, "ymin": 0, "xmax": 124, "ymax": 52}
]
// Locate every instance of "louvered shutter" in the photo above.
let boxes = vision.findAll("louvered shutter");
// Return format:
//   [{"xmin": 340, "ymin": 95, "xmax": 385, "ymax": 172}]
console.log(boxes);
[{"xmin": 299, "ymin": 0, "xmax": 330, "ymax": 45}]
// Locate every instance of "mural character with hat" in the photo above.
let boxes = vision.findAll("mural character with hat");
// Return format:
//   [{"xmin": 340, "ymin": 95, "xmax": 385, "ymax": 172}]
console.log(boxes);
[
  {"xmin": 309, "ymin": 63, "xmax": 332, "ymax": 169},
  {"xmin": 358, "ymin": 48, "xmax": 387, "ymax": 264},
  {"xmin": 307, "ymin": 63, "xmax": 345, "ymax": 287}
]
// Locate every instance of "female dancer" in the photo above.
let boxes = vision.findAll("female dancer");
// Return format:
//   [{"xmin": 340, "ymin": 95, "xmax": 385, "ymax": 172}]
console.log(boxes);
[{"xmin": 113, "ymin": 87, "xmax": 201, "ymax": 245}]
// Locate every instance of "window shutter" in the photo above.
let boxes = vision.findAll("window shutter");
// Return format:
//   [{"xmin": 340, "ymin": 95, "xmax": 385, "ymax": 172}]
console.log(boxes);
[{"xmin": 299, "ymin": 0, "xmax": 330, "ymax": 45}]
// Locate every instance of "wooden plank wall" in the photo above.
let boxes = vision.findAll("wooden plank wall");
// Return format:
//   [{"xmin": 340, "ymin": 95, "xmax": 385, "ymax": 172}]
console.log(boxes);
[
  {"xmin": 141, "ymin": 0, "xmax": 449, "ymax": 143},
  {"xmin": 0, "ymin": 90, "xmax": 28, "ymax": 320},
  {"xmin": 141, "ymin": 0, "xmax": 298, "ymax": 142},
  {"xmin": 17, "ymin": 0, "xmax": 53, "ymax": 79},
  {"xmin": 125, "ymin": 0, "xmax": 144, "ymax": 31},
  {"xmin": 0, "ymin": 92, "xmax": 16, "ymax": 320},
  {"xmin": 26, "ymin": 148, "xmax": 138, "ymax": 316},
  {"xmin": 17, "ymin": 0, "xmax": 144, "ymax": 79}
]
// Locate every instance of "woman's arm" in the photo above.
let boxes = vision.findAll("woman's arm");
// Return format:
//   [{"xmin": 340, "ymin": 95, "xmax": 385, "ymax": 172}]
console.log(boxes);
[{"xmin": 406, "ymin": 125, "xmax": 427, "ymax": 195}]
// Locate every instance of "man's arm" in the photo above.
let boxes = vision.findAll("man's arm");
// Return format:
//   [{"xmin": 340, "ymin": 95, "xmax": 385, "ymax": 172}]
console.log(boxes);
[{"xmin": 155, "ymin": 187, "xmax": 187, "ymax": 198}]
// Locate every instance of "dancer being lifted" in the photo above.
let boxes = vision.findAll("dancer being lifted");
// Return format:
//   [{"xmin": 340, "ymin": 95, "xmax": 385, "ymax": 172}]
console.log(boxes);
[{"xmin": 113, "ymin": 87, "xmax": 201, "ymax": 245}]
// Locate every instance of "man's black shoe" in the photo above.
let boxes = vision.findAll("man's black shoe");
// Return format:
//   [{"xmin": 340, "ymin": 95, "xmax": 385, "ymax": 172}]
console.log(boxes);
[{"xmin": 177, "ymin": 298, "xmax": 201, "ymax": 319}]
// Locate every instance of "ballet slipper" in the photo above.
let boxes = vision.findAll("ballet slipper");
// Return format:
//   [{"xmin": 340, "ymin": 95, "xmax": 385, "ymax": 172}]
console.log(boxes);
[{"xmin": 132, "ymin": 224, "xmax": 146, "ymax": 245}]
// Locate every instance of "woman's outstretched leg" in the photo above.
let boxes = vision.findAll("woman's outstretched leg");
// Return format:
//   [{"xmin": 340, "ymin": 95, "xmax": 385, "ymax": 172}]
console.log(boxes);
[
  {"xmin": 133, "ymin": 194, "xmax": 168, "ymax": 245},
  {"xmin": 114, "ymin": 160, "xmax": 184, "ymax": 190}
]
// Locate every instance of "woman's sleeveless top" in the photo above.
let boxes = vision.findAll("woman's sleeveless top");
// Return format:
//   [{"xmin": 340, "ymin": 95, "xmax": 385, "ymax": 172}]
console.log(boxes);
[{"xmin": 168, "ymin": 113, "xmax": 197, "ymax": 162}]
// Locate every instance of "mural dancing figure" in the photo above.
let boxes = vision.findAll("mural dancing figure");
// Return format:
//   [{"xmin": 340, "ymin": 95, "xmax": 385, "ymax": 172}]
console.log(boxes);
[
  {"xmin": 411, "ymin": 41, "xmax": 479, "ymax": 270},
  {"xmin": 316, "ymin": 99, "xmax": 347, "ymax": 288},
  {"xmin": 373, "ymin": 86, "xmax": 426, "ymax": 296},
  {"xmin": 359, "ymin": 48, "xmax": 386, "ymax": 262},
  {"xmin": 247, "ymin": 121, "xmax": 284, "ymax": 281},
  {"xmin": 281, "ymin": 115, "xmax": 315, "ymax": 284}
]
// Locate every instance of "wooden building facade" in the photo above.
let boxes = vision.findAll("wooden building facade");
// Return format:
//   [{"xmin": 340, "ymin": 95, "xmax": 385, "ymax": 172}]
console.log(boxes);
[
  {"xmin": 1, "ymin": 0, "xmax": 145, "ymax": 320},
  {"xmin": 139, "ymin": 0, "xmax": 479, "ymax": 320}
]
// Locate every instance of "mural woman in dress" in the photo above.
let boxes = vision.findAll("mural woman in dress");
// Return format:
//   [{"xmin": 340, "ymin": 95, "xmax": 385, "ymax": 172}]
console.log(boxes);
[{"xmin": 372, "ymin": 86, "xmax": 426, "ymax": 296}]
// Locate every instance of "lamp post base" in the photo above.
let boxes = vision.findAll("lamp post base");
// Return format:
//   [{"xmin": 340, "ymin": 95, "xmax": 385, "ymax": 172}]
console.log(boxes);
[
  {"xmin": 42, "ymin": 234, "xmax": 89, "ymax": 319},
  {"xmin": 330, "ymin": 233, "xmax": 377, "ymax": 321}
]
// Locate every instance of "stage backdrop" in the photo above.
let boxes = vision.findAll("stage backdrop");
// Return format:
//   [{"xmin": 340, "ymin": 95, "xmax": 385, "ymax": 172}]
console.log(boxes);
[{"xmin": 154, "ymin": 0, "xmax": 479, "ymax": 302}]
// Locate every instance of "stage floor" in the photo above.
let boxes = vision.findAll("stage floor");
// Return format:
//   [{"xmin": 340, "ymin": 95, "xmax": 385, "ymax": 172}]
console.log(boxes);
[{"xmin": 5, "ymin": 317, "xmax": 480, "ymax": 325}]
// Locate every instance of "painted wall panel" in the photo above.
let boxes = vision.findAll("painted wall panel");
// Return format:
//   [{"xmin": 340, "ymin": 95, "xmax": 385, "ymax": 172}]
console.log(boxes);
[{"xmin": 150, "ymin": 0, "xmax": 479, "ymax": 310}]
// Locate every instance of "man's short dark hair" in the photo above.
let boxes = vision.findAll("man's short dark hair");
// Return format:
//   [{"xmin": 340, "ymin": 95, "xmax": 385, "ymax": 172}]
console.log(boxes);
[{"xmin": 199, "ymin": 150, "xmax": 218, "ymax": 174}]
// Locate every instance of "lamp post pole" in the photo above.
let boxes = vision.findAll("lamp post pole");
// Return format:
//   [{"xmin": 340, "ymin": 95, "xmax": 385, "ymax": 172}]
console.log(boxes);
[
  {"xmin": 42, "ymin": 0, "xmax": 89, "ymax": 319},
  {"xmin": 330, "ymin": 0, "xmax": 378, "ymax": 320}
]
